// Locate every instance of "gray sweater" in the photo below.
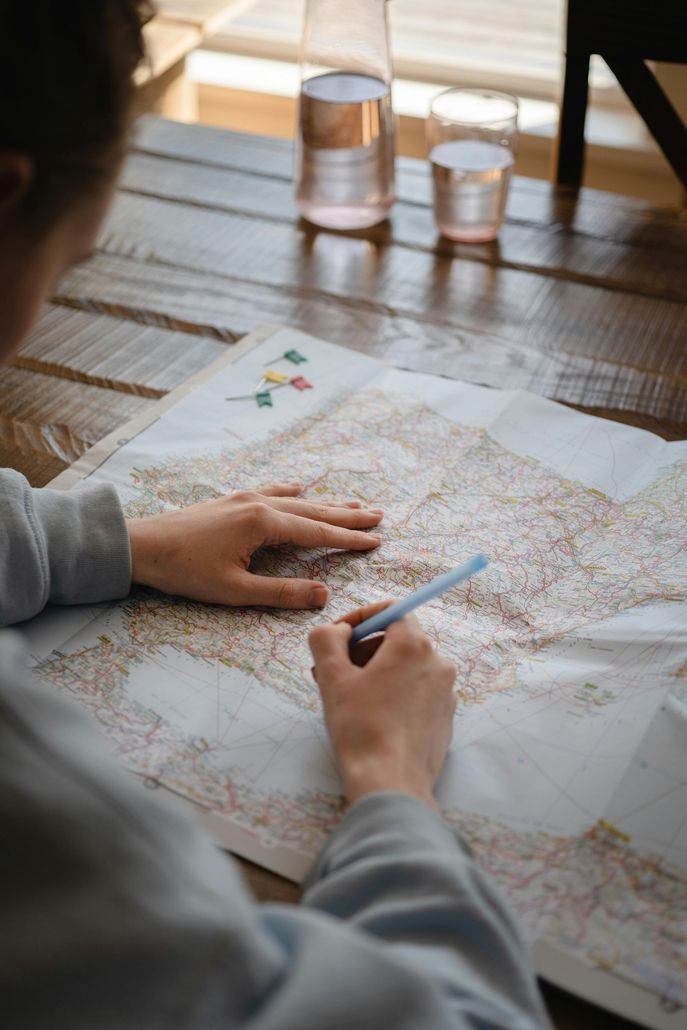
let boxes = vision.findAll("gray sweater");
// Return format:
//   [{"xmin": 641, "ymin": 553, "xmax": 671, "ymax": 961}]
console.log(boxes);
[{"xmin": 0, "ymin": 467, "xmax": 549, "ymax": 1029}]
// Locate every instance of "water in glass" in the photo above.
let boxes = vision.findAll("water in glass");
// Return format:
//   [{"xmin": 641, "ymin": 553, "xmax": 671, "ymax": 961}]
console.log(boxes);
[
  {"xmin": 296, "ymin": 71, "xmax": 394, "ymax": 230},
  {"xmin": 430, "ymin": 139, "xmax": 514, "ymax": 242}
]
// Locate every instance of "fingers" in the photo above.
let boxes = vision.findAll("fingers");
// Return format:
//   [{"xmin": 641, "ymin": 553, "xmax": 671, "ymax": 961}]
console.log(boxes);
[
  {"xmin": 335, "ymin": 601, "xmax": 395, "ymax": 668},
  {"xmin": 267, "ymin": 498, "xmax": 383, "ymax": 529},
  {"xmin": 287, "ymin": 496, "xmax": 366, "ymax": 510},
  {"xmin": 252, "ymin": 484, "xmax": 368, "ymax": 511},
  {"xmin": 233, "ymin": 572, "xmax": 330, "ymax": 609},
  {"xmin": 255, "ymin": 482, "xmax": 302, "ymax": 497},
  {"xmin": 309, "ymin": 621, "xmax": 353, "ymax": 683},
  {"xmin": 300, "ymin": 498, "xmax": 365, "ymax": 509},
  {"xmin": 335, "ymin": 599, "xmax": 395, "ymax": 627},
  {"xmin": 266, "ymin": 511, "xmax": 381, "ymax": 552}
]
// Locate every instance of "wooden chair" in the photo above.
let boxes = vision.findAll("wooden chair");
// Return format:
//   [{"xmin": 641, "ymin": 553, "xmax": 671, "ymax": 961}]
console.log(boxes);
[{"xmin": 555, "ymin": 0, "xmax": 687, "ymax": 190}]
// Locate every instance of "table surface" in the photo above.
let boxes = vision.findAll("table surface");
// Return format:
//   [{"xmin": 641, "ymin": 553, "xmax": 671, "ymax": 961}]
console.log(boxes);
[{"xmin": 3, "ymin": 115, "xmax": 686, "ymax": 1030}]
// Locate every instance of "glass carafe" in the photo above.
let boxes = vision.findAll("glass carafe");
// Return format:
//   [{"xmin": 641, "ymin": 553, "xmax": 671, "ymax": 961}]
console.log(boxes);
[{"xmin": 295, "ymin": 0, "xmax": 395, "ymax": 230}]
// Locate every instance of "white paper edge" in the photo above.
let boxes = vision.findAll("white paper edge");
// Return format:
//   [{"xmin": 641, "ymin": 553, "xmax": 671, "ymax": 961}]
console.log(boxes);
[{"xmin": 533, "ymin": 941, "xmax": 687, "ymax": 1029}]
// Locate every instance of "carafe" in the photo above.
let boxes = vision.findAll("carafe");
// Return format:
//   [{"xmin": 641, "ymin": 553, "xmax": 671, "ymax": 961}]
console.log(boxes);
[{"xmin": 295, "ymin": 0, "xmax": 395, "ymax": 229}]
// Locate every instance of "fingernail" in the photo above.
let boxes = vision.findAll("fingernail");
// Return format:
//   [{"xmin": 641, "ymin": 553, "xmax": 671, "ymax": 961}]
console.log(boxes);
[
  {"xmin": 369, "ymin": 535, "xmax": 382, "ymax": 545},
  {"xmin": 309, "ymin": 585, "xmax": 328, "ymax": 607},
  {"xmin": 370, "ymin": 508, "xmax": 384, "ymax": 516}
]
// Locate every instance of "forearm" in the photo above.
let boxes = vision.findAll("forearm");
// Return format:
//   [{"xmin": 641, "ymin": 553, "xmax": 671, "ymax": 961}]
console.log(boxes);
[
  {"xmin": 0, "ymin": 468, "xmax": 131, "ymax": 626},
  {"xmin": 303, "ymin": 792, "xmax": 550, "ymax": 1029}
]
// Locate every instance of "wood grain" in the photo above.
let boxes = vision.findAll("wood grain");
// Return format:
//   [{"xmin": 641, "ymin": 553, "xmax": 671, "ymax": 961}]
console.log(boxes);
[
  {"xmin": 0, "ymin": 366, "xmax": 152, "ymax": 474},
  {"xmin": 125, "ymin": 128, "xmax": 687, "ymax": 303},
  {"xmin": 132, "ymin": 114, "xmax": 685, "ymax": 228},
  {"xmin": 84, "ymin": 189, "xmax": 687, "ymax": 426},
  {"xmin": 133, "ymin": 114, "xmax": 687, "ymax": 291},
  {"xmin": 19, "ymin": 304, "xmax": 226, "ymax": 398},
  {"xmin": 0, "ymin": 441, "xmax": 69, "ymax": 488},
  {"xmin": 56, "ymin": 251, "xmax": 687, "ymax": 429}
]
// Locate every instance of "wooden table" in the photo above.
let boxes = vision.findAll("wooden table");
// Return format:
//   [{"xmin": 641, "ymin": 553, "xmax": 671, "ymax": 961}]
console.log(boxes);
[{"xmin": 3, "ymin": 116, "xmax": 685, "ymax": 1029}]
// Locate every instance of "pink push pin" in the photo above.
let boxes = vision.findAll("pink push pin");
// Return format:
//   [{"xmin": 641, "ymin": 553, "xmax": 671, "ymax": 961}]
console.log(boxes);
[{"xmin": 291, "ymin": 375, "xmax": 313, "ymax": 391}]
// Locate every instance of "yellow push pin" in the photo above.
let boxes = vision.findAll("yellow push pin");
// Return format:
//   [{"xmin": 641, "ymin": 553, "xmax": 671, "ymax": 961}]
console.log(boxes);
[{"xmin": 255, "ymin": 368, "xmax": 290, "ymax": 391}]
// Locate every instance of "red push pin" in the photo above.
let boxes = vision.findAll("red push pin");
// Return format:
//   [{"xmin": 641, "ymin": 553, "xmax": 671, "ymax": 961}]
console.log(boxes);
[{"xmin": 291, "ymin": 375, "xmax": 313, "ymax": 391}]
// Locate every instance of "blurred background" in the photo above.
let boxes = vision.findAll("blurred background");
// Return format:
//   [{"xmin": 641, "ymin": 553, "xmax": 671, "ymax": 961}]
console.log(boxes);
[{"xmin": 145, "ymin": 0, "xmax": 687, "ymax": 202}]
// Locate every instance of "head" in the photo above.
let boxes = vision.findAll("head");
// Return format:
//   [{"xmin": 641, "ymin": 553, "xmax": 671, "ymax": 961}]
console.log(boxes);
[{"xmin": 0, "ymin": 0, "xmax": 152, "ymax": 366}]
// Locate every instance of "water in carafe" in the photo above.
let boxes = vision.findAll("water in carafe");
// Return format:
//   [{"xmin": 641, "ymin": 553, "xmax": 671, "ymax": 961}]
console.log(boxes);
[{"xmin": 297, "ymin": 71, "xmax": 394, "ymax": 229}]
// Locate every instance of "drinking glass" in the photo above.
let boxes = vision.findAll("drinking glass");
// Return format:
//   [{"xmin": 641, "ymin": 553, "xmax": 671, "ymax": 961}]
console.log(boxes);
[{"xmin": 426, "ymin": 88, "xmax": 518, "ymax": 242}]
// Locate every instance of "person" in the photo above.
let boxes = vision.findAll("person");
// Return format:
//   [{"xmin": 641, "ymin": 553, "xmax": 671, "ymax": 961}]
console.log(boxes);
[{"xmin": 0, "ymin": 3, "xmax": 551, "ymax": 1027}]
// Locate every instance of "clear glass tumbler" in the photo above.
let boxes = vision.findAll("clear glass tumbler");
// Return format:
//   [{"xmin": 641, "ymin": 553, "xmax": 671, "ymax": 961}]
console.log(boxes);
[
  {"xmin": 427, "ymin": 88, "xmax": 519, "ymax": 242},
  {"xmin": 295, "ymin": 0, "xmax": 395, "ymax": 230}
]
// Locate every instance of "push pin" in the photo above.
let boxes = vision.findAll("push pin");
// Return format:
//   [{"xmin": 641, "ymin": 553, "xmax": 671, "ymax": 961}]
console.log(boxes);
[
  {"xmin": 256, "ymin": 368, "xmax": 290, "ymax": 392},
  {"xmin": 261, "ymin": 348, "xmax": 306, "ymax": 368}
]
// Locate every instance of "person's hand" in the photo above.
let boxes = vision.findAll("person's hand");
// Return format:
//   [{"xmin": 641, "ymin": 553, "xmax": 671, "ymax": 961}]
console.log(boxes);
[
  {"xmin": 126, "ymin": 482, "xmax": 382, "ymax": 608},
  {"xmin": 309, "ymin": 602, "xmax": 457, "ymax": 809}
]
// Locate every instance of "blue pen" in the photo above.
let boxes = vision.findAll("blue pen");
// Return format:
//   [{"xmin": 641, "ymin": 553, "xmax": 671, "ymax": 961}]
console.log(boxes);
[{"xmin": 350, "ymin": 554, "xmax": 489, "ymax": 644}]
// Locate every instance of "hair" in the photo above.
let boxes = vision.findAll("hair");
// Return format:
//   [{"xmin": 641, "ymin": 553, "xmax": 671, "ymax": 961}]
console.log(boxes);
[{"xmin": 0, "ymin": 0, "xmax": 153, "ymax": 233}]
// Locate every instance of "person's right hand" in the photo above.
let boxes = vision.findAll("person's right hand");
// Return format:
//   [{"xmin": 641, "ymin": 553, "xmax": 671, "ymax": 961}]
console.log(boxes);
[{"xmin": 309, "ymin": 602, "xmax": 457, "ymax": 809}]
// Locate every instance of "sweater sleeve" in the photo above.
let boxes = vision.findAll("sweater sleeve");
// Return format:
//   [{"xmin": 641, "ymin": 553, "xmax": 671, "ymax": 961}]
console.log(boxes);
[
  {"xmin": 302, "ymin": 793, "xmax": 551, "ymax": 1028},
  {"xmin": 0, "ymin": 627, "xmax": 550, "ymax": 1030},
  {"xmin": 0, "ymin": 468, "xmax": 131, "ymax": 627}
]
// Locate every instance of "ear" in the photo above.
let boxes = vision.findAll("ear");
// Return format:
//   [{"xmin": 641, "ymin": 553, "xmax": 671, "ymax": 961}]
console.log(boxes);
[{"xmin": 0, "ymin": 151, "xmax": 34, "ymax": 220}]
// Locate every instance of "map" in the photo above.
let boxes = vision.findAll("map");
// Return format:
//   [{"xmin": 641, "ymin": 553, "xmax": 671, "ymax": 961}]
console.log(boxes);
[{"xmin": 22, "ymin": 327, "xmax": 687, "ymax": 1022}]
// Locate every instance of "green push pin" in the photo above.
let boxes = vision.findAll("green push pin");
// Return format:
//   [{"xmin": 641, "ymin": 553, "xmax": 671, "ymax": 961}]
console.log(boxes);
[
  {"xmin": 256, "ymin": 391, "xmax": 273, "ymax": 408},
  {"xmin": 284, "ymin": 349, "xmax": 307, "ymax": 364},
  {"xmin": 264, "ymin": 349, "xmax": 308, "ymax": 367}
]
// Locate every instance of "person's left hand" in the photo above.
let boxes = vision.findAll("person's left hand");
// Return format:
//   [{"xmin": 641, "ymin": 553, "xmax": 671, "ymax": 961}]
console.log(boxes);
[{"xmin": 126, "ymin": 482, "xmax": 383, "ymax": 609}]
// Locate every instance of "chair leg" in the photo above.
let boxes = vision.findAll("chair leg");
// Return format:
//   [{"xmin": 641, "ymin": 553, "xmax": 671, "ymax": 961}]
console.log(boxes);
[
  {"xmin": 555, "ymin": 52, "xmax": 590, "ymax": 188},
  {"xmin": 604, "ymin": 54, "xmax": 687, "ymax": 193}
]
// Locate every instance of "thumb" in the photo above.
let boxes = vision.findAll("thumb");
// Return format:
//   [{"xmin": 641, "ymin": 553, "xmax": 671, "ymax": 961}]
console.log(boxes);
[{"xmin": 233, "ymin": 572, "xmax": 330, "ymax": 610}]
